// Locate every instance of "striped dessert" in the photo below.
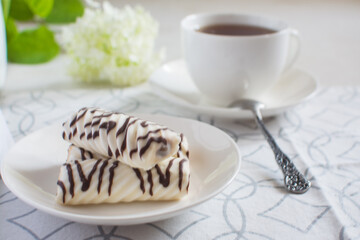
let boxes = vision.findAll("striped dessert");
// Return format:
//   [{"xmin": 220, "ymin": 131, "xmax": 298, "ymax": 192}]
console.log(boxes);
[
  {"xmin": 57, "ymin": 109, "xmax": 190, "ymax": 204},
  {"xmin": 62, "ymin": 108, "xmax": 182, "ymax": 170}
]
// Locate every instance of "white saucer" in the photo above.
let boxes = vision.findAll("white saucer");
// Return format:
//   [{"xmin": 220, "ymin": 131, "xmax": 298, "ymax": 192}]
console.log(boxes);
[
  {"xmin": 149, "ymin": 59, "xmax": 318, "ymax": 118},
  {"xmin": 1, "ymin": 114, "xmax": 241, "ymax": 225}
]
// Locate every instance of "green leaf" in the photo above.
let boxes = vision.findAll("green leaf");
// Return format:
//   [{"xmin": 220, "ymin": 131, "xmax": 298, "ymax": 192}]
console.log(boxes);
[
  {"xmin": 2, "ymin": 0, "xmax": 12, "ymax": 22},
  {"xmin": 25, "ymin": 0, "xmax": 54, "ymax": 18},
  {"xmin": 5, "ymin": 17, "xmax": 18, "ymax": 42},
  {"xmin": 45, "ymin": 0, "xmax": 84, "ymax": 23},
  {"xmin": 8, "ymin": 0, "xmax": 33, "ymax": 21},
  {"xmin": 7, "ymin": 25, "xmax": 59, "ymax": 63}
]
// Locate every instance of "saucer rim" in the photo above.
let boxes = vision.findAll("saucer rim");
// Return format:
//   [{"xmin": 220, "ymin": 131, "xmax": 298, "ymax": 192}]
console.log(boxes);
[{"xmin": 149, "ymin": 59, "xmax": 318, "ymax": 119}]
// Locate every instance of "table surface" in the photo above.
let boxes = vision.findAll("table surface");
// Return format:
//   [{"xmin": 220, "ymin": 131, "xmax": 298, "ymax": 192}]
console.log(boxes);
[
  {"xmin": 1, "ymin": 0, "xmax": 360, "ymax": 239},
  {"xmin": 1, "ymin": 86, "xmax": 360, "ymax": 240}
]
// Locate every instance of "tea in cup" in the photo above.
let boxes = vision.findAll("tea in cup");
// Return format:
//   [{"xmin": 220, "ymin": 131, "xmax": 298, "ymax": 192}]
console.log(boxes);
[{"xmin": 181, "ymin": 13, "xmax": 300, "ymax": 106}]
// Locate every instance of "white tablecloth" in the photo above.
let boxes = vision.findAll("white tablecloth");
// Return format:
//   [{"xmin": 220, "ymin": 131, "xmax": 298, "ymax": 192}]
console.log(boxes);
[
  {"xmin": 0, "ymin": 110, "xmax": 13, "ymax": 164},
  {"xmin": 1, "ymin": 86, "xmax": 359, "ymax": 239}
]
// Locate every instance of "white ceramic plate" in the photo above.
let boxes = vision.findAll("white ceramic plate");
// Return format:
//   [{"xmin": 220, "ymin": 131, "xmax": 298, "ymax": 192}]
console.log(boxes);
[
  {"xmin": 1, "ymin": 114, "xmax": 241, "ymax": 225},
  {"xmin": 149, "ymin": 59, "xmax": 318, "ymax": 118}
]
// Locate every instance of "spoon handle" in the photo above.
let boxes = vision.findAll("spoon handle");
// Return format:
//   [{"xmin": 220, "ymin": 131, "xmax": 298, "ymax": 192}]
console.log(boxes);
[{"xmin": 253, "ymin": 112, "xmax": 311, "ymax": 193}]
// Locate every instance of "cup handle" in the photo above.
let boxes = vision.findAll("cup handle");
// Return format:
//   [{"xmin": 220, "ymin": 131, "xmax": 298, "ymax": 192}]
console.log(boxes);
[{"xmin": 284, "ymin": 28, "xmax": 301, "ymax": 71}]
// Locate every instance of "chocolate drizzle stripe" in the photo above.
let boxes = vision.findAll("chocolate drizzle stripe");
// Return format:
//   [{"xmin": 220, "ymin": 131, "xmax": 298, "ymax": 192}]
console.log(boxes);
[
  {"xmin": 93, "ymin": 113, "xmax": 113, "ymax": 119},
  {"xmin": 93, "ymin": 130, "xmax": 99, "ymax": 139},
  {"xmin": 62, "ymin": 132, "xmax": 66, "ymax": 140},
  {"xmin": 107, "ymin": 121, "xmax": 116, "ymax": 134},
  {"xmin": 91, "ymin": 119, "xmax": 101, "ymax": 127},
  {"xmin": 116, "ymin": 116, "xmax": 131, "ymax": 137},
  {"xmin": 179, "ymin": 133, "xmax": 184, "ymax": 152},
  {"xmin": 72, "ymin": 109, "xmax": 88, "ymax": 127},
  {"xmin": 69, "ymin": 116, "xmax": 77, "ymax": 128},
  {"xmin": 140, "ymin": 121, "xmax": 157, "ymax": 128},
  {"xmin": 65, "ymin": 164, "xmax": 75, "ymax": 198},
  {"xmin": 88, "ymin": 150, "xmax": 93, "ymax": 159},
  {"xmin": 129, "ymin": 148, "xmax": 138, "ymax": 158},
  {"xmin": 120, "ymin": 119, "xmax": 138, "ymax": 155},
  {"xmin": 80, "ymin": 147, "xmax": 86, "ymax": 160},
  {"xmin": 186, "ymin": 176, "xmax": 190, "ymax": 192},
  {"xmin": 69, "ymin": 109, "xmax": 87, "ymax": 130},
  {"xmin": 155, "ymin": 159, "xmax": 174, "ymax": 187},
  {"xmin": 108, "ymin": 161, "xmax": 119, "ymax": 196},
  {"xmin": 178, "ymin": 159, "xmax": 186, "ymax": 190},
  {"xmin": 108, "ymin": 146, "xmax": 113, "ymax": 157},
  {"xmin": 139, "ymin": 137, "xmax": 167, "ymax": 158},
  {"xmin": 147, "ymin": 170, "xmax": 153, "ymax": 196},
  {"xmin": 75, "ymin": 159, "xmax": 101, "ymax": 191},
  {"xmin": 137, "ymin": 128, "xmax": 168, "ymax": 140},
  {"xmin": 57, "ymin": 180, "xmax": 66, "ymax": 203},
  {"xmin": 177, "ymin": 133, "xmax": 184, "ymax": 158},
  {"xmin": 99, "ymin": 122, "xmax": 108, "ymax": 129},
  {"xmin": 97, "ymin": 160, "xmax": 109, "ymax": 194},
  {"xmin": 129, "ymin": 127, "xmax": 168, "ymax": 159},
  {"xmin": 84, "ymin": 122, "xmax": 91, "ymax": 128},
  {"xmin": 115, "ymin": 149, "xmax": 120, "ymax": 158},
  {"xmin": 80, "ymin": 132, "xmax": 85, "ymax": 139},
  {"xmin": 73, "ymin": 128, "xmax": 77, "ymax": 137},
  {"xmin": 87, "ymin": 132, "xmax": 92, "ymax": 140},
  {"xmin": 140, "ymin": 121, "xmax": 148, "ymax": 127},
  {"xmin": 133, "ymin": 169, "xmax": 145, "ymax": 194}
]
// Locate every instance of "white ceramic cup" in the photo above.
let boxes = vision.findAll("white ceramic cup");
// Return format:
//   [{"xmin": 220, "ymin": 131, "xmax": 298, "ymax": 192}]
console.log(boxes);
[{"xmin": 181, "ymin": 13, "xmax": 300, "ymax": 106}]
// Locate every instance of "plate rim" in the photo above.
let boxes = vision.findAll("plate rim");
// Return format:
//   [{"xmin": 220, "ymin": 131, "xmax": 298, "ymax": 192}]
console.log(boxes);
[
  {"xmin": 149, "ymin": 59, "xmax": 319, "ymax": 119},
  {"xmin": 1, "ymin": 114, "xmax": 241, "ymax": 225}
]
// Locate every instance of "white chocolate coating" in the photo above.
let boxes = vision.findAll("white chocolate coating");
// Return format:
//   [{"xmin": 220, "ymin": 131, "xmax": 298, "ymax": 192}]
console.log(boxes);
[
  {"xmin": 62, "ymin": 108, "xmax": 181, "ymax": 170},
  {"xmin": 57, "ymin": 138, "xmax": 190, "ymax": 204}
]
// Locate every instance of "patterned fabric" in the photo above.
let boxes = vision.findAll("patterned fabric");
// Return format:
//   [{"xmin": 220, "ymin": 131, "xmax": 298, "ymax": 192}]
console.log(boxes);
[
  {"xmin": 0, "ymin": 109, "xmax": 14, "ymax": 163},
  {"xmin": 1, "ymin": 87, "xmax": 359, "ymax": 239}
]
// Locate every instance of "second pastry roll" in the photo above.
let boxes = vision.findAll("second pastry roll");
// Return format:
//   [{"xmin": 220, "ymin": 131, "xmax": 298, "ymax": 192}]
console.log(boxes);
[{"xmin": 57, "ymin": 140, "xmax": 190, "ymax": 204}]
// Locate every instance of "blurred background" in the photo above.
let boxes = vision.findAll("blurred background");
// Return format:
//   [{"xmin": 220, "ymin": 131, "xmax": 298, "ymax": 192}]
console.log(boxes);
[{"xmin": 4, "ymin": 0, "xmax": 360, "ymax": 91}]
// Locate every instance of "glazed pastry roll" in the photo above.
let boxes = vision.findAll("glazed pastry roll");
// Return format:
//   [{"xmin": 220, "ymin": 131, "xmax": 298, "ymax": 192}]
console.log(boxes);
[
  {"xmin": 56, "ymin": 138, "xmax": 190, "ymax": 204},
  {"xmin": 62, "ymin": 108, "xmax": 182, "ymax": 170}
]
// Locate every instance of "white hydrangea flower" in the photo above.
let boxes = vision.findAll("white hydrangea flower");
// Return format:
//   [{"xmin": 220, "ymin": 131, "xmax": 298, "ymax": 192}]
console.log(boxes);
[{"xmin": 60, "ymin": 2, "xmax": 163, "ymax": 86}]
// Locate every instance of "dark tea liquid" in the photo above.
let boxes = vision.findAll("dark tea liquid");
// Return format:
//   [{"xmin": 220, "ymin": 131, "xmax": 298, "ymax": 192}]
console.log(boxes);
[{"xmin": 198, "ymin": 24, "xmax": 276, "ymax": 36}]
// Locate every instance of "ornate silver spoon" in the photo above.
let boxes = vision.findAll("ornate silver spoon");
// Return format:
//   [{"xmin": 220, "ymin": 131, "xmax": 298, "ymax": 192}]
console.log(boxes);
[{"xmin": 230, "ymin": 99, "xmax": 311, "ymax": 194}]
